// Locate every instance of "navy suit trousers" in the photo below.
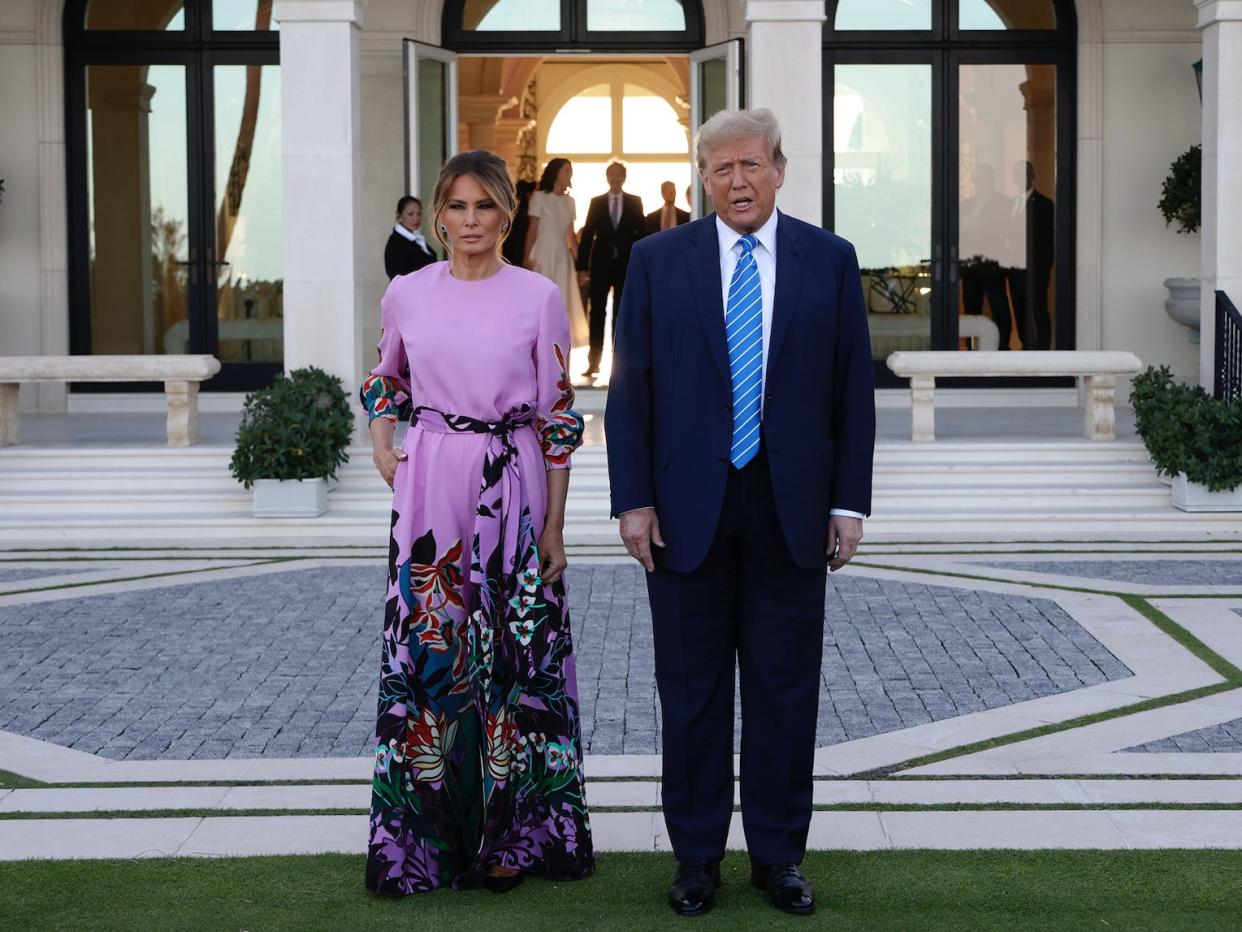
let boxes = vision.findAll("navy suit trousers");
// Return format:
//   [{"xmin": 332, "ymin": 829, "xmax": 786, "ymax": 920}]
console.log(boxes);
[{"xmin": 645, "ymin": 440, "xmax": 827, "ymax": 865}]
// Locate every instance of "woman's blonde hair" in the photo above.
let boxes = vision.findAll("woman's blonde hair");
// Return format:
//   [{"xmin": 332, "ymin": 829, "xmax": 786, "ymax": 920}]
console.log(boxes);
[{"xmin": 430, "ymin": 150, "xmax": 518, "ymax": 257}]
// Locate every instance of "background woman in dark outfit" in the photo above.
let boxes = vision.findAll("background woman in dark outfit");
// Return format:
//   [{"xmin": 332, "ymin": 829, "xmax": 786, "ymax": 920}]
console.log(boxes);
[{"xmin": 384, "ymin": 195, "xmax": 437, "ymax": 279}]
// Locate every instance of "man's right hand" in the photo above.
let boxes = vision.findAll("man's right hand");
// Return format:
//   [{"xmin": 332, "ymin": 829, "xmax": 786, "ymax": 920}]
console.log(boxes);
[
  {"xmin": 577, "ymin": 270, "xmax": 590, "ymax": 286},
  {"xmin": 619, "ymin": 506, "xmax": 665, "ymax": 572}
]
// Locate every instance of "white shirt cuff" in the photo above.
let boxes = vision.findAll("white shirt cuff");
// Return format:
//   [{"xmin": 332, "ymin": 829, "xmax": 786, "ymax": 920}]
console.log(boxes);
[{"xmin": 830, "ymin": 509, "xmax": 865, "ymax": 520}]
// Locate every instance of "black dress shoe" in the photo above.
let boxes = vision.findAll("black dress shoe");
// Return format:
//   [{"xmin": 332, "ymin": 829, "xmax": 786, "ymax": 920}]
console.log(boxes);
[
  {"xmin": 751, "ymin": 863, "xmax": 815, "ymax": 915},
  {"xmin": 482, "ymin": 870, "xmax": 524, "ymax": 894},
  {"xmin": 668, "ymin": 860, "xmax": 721, "ymax": 917}
]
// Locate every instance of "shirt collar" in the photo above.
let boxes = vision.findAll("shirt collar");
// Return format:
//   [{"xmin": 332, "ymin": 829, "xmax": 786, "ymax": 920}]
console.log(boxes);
[
  {"xmin": 716, "ymin": 209, "xmax": 778, "ymax": 262},
  {"xmin": 393, "ymin": 223, "xmax": 419, "ymax": 242}
]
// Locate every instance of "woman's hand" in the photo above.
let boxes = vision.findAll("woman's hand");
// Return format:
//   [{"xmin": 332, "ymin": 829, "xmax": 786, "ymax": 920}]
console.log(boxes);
[
  {"xmin": 373, "ymin": 446, "xmax": 407, "ymax": 489},
  {"xmin": 538, "ymin": 525, "xmax": 568, "ymax": 585}
]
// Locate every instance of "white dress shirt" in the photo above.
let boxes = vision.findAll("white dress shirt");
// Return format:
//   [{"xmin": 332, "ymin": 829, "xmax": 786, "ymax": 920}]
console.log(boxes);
[
  {"xmin": 394, "ymin": 223, "xmax": 429, "ymax": 252},
  {"xmin": 609, "ymin": 192, "xmax": 622, "ymax": 227},
  {"xmin": 715, "ymin": 211, "xmax": 864, "ymax": 522}
]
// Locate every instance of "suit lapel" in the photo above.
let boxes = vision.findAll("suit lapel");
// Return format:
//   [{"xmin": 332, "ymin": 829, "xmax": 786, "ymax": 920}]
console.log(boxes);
[
  {"xmin": 767, "ymin": 211, "xmax": 804, "ymax": 381},
  {"xmin": 685, "ymin": 215, "xmax": 730, "ymax": 385}
]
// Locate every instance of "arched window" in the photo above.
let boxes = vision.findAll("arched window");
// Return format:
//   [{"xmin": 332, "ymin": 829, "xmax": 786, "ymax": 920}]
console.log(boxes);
[
  {"xmin": 825, "ymin": 0, "xmax": 1076, "ymax": 386},
  {"xmin": 443, "ymin": 0, "xmax": 704, "ymax": 52},
  {"xmin": 540, "ymin": 76, "xmax": 692, "ymax": 225},
  {"xmin": 64, "ymin": 0, "xmax": 281, "ymax": 392}
]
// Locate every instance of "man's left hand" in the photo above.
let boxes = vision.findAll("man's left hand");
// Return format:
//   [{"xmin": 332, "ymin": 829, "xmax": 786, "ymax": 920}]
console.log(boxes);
[{"xmin": 827, "ymin": 515, "xmax": 863, "ymax": 572}]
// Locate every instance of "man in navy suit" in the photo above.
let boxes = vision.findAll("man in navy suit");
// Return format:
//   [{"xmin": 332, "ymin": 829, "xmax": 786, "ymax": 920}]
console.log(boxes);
[{"xmin": 606, "ymin": 109, "xmax": 875, "ymax": 918}]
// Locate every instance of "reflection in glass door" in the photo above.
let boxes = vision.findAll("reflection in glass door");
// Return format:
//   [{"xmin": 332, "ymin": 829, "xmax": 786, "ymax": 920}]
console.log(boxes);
[
  {"xmin": 85, "ymin": 63, "xmax": 190, "ymax": 357},
  {"xmin": 956, "ymin": 63, "xmax": 1058, "ymax": 351},
  {"xmin": 832, "ymin": 64, "xmax": 934, "ymax": 360},
  {"xmin": 212, "ymin": 64, "xmax": 283, "ymax": 366}
]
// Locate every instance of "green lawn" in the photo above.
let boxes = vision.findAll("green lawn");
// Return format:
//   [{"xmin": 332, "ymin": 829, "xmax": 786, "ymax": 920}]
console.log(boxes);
[{"xmin": 3, "ymin": 851, "xmax": 1241, "ymax": 931}]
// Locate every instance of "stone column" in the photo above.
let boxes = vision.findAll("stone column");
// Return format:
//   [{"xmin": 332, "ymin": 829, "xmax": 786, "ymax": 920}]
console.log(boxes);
[
  {"xmin": 744, "ymin": 0, "xmax": 826, "ymax": 225},
  {"xmin": 1196, "ymin": 0, "xmax": 1242, "ymax": 392},
  {"xmin": 273, "ymin": 0, "xmax": 367, "ymax": 398}
]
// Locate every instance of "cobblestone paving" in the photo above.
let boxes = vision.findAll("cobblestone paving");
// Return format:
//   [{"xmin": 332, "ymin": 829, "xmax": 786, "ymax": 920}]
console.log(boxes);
[
  {"xmin": 979, "ymin": 559, "xmax": 1242, "ymax": 587},
  {"xmin": 1124, "ymin": 718, "xmax": 1242, "ymax": 753},
  {"xmin": 0, "ymin": 564, "xmax": 1133, "ymax": 761},
  {"xmin": 0, "ymin": 566, "xmax": 90, "ymax": 584}
]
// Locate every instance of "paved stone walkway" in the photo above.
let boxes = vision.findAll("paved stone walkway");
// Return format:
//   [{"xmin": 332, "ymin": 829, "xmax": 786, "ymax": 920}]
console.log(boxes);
[
  {"xmin": 1126, "ymin": 718, "xmax": 1242, "ymax": 753},
  {"xmin": 980, "ymin": 559, "xmax": 1242, "ymax": 586},
  {"xmin": 0, "ymin": 564, "xmax": 1132, "ymax": 761}
]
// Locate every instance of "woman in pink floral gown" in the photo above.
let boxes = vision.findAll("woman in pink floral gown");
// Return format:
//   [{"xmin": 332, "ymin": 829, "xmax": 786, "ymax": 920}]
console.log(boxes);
[{"xmin": 360, "ymin": 150, "xmax": 594, "ymax": 895}]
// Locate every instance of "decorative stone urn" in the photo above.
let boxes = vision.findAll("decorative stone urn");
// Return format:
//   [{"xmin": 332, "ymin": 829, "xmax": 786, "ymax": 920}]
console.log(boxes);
[{"xmin": 1163, "ymin": 277, "xmax": 1201, "ymax": 343}]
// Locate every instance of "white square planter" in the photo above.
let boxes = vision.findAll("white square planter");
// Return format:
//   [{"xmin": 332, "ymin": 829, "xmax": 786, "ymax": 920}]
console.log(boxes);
[
  {"xmin": 252, "ymin": 477, "xmax": 328, "ymax": 518},
  {"xmin": 1171, "ymin": 474, "xmax": 1242, "ymax": 512}
]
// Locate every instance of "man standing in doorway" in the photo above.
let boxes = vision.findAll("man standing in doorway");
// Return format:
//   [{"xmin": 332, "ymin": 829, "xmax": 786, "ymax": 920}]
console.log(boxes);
[
  {"xmin": 577, "ymin": 162, "xmax": 647, "ymax": 379},
  {"xmin": 646, "ymin": 180, "xmax": 691, "ymax": 234},
  {"xmin": 607, "ymin": 109, "xmax": 875, "ymax": 918}
]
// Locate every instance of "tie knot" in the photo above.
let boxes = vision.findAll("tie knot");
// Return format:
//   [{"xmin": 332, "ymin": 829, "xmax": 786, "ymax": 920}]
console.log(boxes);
[{"xmin": 739, "ymin": 234, "xmax": 757, "ymax": 255}]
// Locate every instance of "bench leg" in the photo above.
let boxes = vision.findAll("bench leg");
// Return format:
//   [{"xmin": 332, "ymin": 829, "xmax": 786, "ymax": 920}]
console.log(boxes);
[
  {"xmin": 0, "ymin": 383, "xmax": 19, "ymax": 446},
  {"xmin": 1083, "ymin": 374, "xmax": 1117, "ymax": 441},
  {"xmin": 910, "ymin": 375, "xmax": 936, "ymax": 442},
  {"xmin": 165, "ymin": 380, "xmax": 200, "ymax": 447}
]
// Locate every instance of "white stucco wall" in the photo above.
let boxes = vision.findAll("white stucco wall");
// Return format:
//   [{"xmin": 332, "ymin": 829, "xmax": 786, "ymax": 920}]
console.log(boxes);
[
  {"xmin": 0, "ymin": 1, "xmax": 44, "ymax": 410},
  {"xmin": 1099, "ymin": 0, "xmax": 1202, "ymax": 383}
]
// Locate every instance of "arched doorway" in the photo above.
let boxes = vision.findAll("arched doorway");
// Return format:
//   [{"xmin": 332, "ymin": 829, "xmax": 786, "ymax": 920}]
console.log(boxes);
[
  {"xmin": 824, "ymin": 0, "xmax": 1076, "ymax": 386},
  {"xmin": 63, "ymin": 0, "xmax": 282, "ymax": 392}
]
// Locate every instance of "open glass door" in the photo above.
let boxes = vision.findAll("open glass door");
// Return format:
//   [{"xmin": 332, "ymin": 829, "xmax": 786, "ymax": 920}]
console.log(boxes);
[
  {"xmin": 689, "ymin": 39, "xmax": 742, "ymax": 218},
  {"xmin": 403, "ymin": 40, "xmax": 458, "ymax": 243}
]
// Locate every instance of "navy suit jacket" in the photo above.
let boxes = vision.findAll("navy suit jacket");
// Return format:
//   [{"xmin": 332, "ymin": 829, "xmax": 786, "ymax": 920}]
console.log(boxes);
[{"xmin": 605, "ymin": 211, "xmax": 876, "ymax": 573}]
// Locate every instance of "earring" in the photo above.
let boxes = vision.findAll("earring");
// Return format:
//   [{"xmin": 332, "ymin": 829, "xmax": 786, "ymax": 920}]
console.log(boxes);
[
  {"xmin": 502, "ymin": 222, "xmax": 510, "ymax": 232},
  {"xmin": 439, "ymin": 224, "xmax": 447, "ymax": 235}
]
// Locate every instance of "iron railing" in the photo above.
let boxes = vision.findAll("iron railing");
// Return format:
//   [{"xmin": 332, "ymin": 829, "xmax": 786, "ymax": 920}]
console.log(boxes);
[{"xmin": 1216, "ymin": 290, "xmax": 1242, "ymax": 403}]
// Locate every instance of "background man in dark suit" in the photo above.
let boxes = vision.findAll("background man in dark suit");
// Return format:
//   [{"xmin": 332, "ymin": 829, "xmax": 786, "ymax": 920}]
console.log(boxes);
[
  {"xmin": 1008, "ymin": 160, "xmax": 1056, "ymax": 349},
  {"xmin": 383, "ymin": 195, "xmax": 436, "ymax": 279},
  {"xmin": 576, "ymin": 162, "xmax": 647, "ymax": 378},
  {"xmin": 607, "ymin": 109, "xmax": 875, "ymax": 919},
  {"xmin": 646, "ymin": 180, "xmax": 691, "ymax": 234}
]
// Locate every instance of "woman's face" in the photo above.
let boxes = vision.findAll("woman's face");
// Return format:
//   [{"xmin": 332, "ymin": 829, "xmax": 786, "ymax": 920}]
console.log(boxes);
[
  {"xmin": 397, "ymin": 201, "xmax": 421, "ymax": 233},
  {"xmin": 440, "ymin": 173, "xmax": 506, "ymax": 259},
  {"xmin": 555, "ymin": 161, "xmax": 573, "ymax": 194}
]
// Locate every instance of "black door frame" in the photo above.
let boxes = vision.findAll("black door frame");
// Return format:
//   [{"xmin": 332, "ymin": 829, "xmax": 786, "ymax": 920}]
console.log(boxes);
[
  {"xmin": 441, "ymin": 0, "xmax": 705, "ymax": 52},
  {"xmin": 822, "ymin": 0, "xmax": 1077, "ymax": 389},
  {"xmin": 64, "ymin": 0, "xmax": 280, "ymax": 393}
]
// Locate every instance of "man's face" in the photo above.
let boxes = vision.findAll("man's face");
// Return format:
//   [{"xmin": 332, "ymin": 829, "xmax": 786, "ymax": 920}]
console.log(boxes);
[
  {"xmin": 606, "ymin": 165, "xmax": 626, "ymax": 193},
  {"xmin": 699, "ymin": 134, "xmax": 784, "ymax": 233},
  {"xmin": 661, "ymin": 182, "xmax": 676, "ymax": 206}
]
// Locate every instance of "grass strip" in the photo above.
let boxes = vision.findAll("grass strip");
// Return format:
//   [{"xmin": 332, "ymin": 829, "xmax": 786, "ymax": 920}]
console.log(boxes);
[
  {"xmin": 0, "ymin": 559, "xmax": 292, "ymax": 598},
  {"xmin": 3, "ymin": 850, "xmax": 1241, "ymax": 931},
  {"xmin": 6, "ymin": 803, "xmax": 1242, "ymax": 820}
]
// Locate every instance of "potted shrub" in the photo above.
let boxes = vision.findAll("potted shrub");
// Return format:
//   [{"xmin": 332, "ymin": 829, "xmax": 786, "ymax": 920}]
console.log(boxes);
[
  {"xmin": 230, "ymin": 366, "xmax": 352, "ymax": 517},
  {"xmin": 1130, "ymin": 365, "xmax": 1242, "ymax": 511},
  {"xmin": 1159, "ymin": 144, "xmax": 1202, "ymax": 342}
]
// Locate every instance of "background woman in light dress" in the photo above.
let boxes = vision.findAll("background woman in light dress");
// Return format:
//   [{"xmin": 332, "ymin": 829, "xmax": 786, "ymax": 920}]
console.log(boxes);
[{"xmin": 523, "ymin": 157, "xmax": 589, "ymax": 349}]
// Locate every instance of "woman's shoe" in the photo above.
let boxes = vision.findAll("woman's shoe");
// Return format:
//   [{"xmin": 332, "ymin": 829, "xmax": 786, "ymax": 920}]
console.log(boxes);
[{"xmin": 482, "ymin": 871, "xmax": 524, "ymax": 894}]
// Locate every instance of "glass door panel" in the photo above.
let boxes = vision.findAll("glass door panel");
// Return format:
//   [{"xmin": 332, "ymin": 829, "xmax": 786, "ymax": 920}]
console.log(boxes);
[
  {"xmin": 212, "ymin": 63, "xmax": 283, "ymax": 366},
  {"xmin": 956, "ymin": 62, "xmax": 1057, "ymax": 350},
  {"xmin": 689, "ymin": 39, "xmax": 741, "ymax": 218},
  {"xmin": 85, "ymin": 63, "xmax": 190, "ymax": 356},
  {"xmin": 404, "ymin": 41, "xmax": 458, "ymax": 243},
  {"xmin": 833, "ymin": 64, "xmax": 934, "ymax": 358}
]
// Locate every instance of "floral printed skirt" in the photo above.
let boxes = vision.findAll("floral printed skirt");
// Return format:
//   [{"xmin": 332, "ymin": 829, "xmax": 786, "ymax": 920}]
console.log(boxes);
[{"xmin": 365, "ymin": 407, "xmax": 594, "ymax": 895}]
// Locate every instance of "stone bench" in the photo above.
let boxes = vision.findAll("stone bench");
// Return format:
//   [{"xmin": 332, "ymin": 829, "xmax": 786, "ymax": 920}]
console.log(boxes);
[
  {"xmin": 885, "ymin": 350, "xmax": 1143, "ymax": 442},
  {"xmin": 0, "ymin": 355, "xmax": 222, "ymax": 447}
]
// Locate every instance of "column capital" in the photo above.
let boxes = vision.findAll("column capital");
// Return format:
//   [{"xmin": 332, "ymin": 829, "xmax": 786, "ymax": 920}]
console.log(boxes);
[
  {"xmin": 744, "ymin": 0, "xmax": 826, "ymax": 24},
  {"xmin": 274, "ymin": 0, "xmax": 366, "ymax": 27},
  {"xmin": 1195, "ymin": 0, "xmax": 1242, "ymax": 28},
  {"xmin": 459, "ymin": 94, "xmax": 519, "ymax": 126}
]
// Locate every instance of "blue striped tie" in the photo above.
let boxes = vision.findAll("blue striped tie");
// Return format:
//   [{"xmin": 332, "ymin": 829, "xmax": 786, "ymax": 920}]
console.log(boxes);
[{"xmin": 726, "ymin": 234, "xmax": 763, "ymax": 468}]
